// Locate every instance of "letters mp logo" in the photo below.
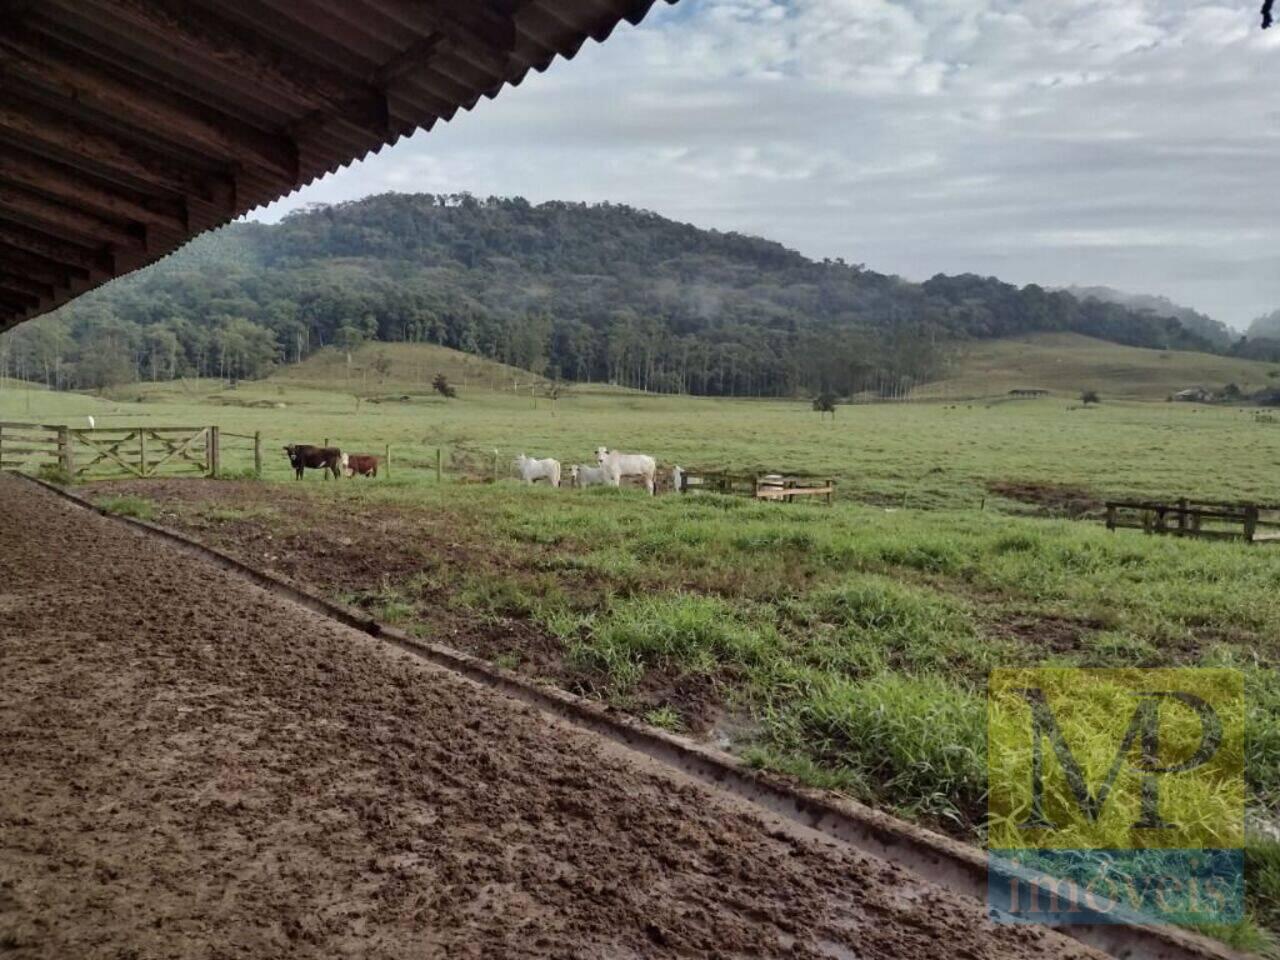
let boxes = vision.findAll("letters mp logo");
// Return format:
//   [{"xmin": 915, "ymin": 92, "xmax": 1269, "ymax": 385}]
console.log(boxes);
[{"xmin": 987, "ymin": 668, "xmax": 1244, "ymax": 925}]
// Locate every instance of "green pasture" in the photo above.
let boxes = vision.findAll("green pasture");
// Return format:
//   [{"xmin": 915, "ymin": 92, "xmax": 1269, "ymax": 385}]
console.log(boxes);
[
  {"xmin": 5, "ymin": 356, "xmax": 1280, "ymax": 949},
  {"xmin": 3, "ymin": 341, "xmax": 1280, "ymax": 509}
]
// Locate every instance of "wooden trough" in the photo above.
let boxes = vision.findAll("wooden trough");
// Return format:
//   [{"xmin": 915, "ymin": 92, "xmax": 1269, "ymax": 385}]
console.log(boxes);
[
  {"xmin": 677, "ymin": 469, "xmax": 835, "ymax": 505},
  {"xmin": 1104, "ymin": 498, "xmax": 1280, "ymax": 543}
]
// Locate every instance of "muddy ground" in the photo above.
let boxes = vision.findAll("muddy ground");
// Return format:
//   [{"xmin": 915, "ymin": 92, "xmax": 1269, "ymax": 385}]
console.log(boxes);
[
  {"xmin": 84, "ymin": 479, "xmax": 732, "ymax": 733},
  {"xmin": 0, "ymin": 475, "xmax": 1102, "ymax": 959}
]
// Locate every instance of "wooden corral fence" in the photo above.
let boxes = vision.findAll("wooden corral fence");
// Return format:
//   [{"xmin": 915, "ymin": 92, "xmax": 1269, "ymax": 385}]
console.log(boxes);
[
  {"xmin": 678, "ymin": 469, "xmax": 835, "ymax": 505},
  {"xmin": 1105, "ymin": 498, "xmax": 1280, "ymax": 543},
  {"xmin": 0, "ymin": 422, "xmax": 262, "ymax": 479}
]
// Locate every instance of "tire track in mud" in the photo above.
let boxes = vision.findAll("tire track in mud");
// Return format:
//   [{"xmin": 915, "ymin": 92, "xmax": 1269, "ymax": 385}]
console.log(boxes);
[{"xmin": 0, "ymin": 475, "xmax": 1102, "ymax": 959}]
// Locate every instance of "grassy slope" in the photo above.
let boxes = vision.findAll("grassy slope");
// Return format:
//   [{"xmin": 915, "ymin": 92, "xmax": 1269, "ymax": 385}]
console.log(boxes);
[
  {"xmin": 923, "ymin": 332, "xmax": 1280, "ymax": 400},
  {"xmin": 271, "ymin": 341, "xmax": 548, "ymax": 395}
]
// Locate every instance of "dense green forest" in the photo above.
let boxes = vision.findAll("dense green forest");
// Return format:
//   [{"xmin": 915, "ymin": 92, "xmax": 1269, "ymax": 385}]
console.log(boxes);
[{"xmin": 0, "ymin": 193, "xmax": 1249, "ymax": 396}]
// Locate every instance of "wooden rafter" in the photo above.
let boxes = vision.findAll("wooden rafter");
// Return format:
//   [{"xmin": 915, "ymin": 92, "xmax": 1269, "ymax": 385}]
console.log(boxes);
[
  {"xmin": 0, "ymin": 28, "xmax": 299, "ymax": 179},
  {"xmin": 0, "ymin": 0, "xmax": 677, "ymax": 331},
  {"xmin": 0, "ymin": 148, "xmax": 187, "ymax": 233},
  {"xmin": 0, "ymin": 222, "xmax": 112, "ymax": 274},
  {"xmin": 0, "ymin": 183, "xmax": 142, "ymax": 251},
  {"xmin": 0, "ymin": 245, "xmax": 78, "ymax": 287},
  {"xmin": 60, "ymin": 0, "xmax": 394, "ymax": 139},
  {"xmin": 0, "ymin": 93, "xmax": 233, "ymax": 205},
  {"xmin": 0, "ymin": 273, "xmax": 54, "ymax": 300}
]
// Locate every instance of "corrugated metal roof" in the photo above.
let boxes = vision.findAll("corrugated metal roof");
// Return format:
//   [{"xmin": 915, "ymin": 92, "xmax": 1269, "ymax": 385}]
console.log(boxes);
[{"xmin": 0, "ymin": 0, "xmax": 676, "ymax": 332}]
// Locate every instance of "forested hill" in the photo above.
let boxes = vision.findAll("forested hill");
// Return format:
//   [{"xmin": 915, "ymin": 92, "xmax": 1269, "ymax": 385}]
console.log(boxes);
[
  {"xmin": 2, "ymin": 193, "xmax": 1223, "ymax": 396},
  {"xmin": 1062, "ymin": 285, "xmax": 1233, "ymax": 350}
]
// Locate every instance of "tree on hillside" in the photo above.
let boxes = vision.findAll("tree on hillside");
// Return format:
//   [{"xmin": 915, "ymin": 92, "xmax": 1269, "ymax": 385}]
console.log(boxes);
[
  {"xmin": 371, "ymin": 351, "xmax": 393, "ymax": 382},
  {"xmin": 433, "ymin": 373, "xmax": 457, "ymax": 399},
  {"xmin": 813, "ymin": 392, "xmax": 837, "ymax": 419},
  {"xmin": 1081, "ymin": 389, "xmax": 1100, "ymax": 405}
]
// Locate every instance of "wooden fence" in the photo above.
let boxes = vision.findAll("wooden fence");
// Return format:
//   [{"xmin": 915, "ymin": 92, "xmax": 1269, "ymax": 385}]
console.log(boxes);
[
  {"xmin": 677, "ymin": 469, "xmax": 835, "ymax": 505},
  {"xmin": 1104, "ymin": 498, "xmax": 1280, "ymax": 544},
  {"xmin": 0, "ymin": 422, "xmax": 262, "ymax": 479}
]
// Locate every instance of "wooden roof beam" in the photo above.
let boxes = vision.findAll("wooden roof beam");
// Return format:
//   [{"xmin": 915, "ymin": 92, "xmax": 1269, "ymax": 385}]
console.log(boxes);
[
  {"xmin": 0, "ymin": 184, "xmax": 142, "ymax": 251},
  {"xmin": 0, "ymin": 93, "xmax": 237, "ymax": 209},
  {"xmin": 0, "ymin": 273, "xmax": 54, "ymax": 301},
  {"xmin": 62, "ymin": 0, "xmax": 395, "ymax": 139},
  {"xmin": 0, "ymin": 28, "xmax": 299, "ymax": 180},
  {"xmin": 0, "ymin": 222, "xmax": 113, "ymax": 275},
  {"xmin": 0, "ymin": 288, "xmax": 40, "ymax": 312},
  {"xmin": 0, "ymin": 244, "xmax": 81, "ymax": 288},
  {"xmin": 414, "ymin": 1, "xmax": 518, "ymax": 55},
  {"xmin": 0, "ymin": 149, "xmax": 187, "ymax": 233}
]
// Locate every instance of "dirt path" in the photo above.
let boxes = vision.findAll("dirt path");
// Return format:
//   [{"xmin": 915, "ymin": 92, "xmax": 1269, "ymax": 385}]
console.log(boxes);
[{"xmin": 0, "ymin": 476, "xmax": 1098, "ymax": 960}]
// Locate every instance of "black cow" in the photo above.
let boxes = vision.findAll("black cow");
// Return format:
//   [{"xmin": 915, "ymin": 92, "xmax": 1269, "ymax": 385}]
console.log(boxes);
[{"xmin": 283, "ymin": 444, "xmax": 342, "ymax": 480}]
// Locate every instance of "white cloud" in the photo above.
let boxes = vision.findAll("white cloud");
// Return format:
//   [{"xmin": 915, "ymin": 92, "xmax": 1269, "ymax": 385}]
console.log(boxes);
[{"xmin": 255, "ymin": 0, "xmax": 1280, "ymax": 329}]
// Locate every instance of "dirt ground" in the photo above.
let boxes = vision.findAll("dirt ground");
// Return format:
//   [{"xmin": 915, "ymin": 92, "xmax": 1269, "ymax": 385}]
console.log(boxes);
[
  {"xmin": 0, "ymin": 476, "xmax": 1100, "ymax": 959},
  {"xmin": 83, "ymin": 479, "xmax": 732, "ymax": 734}
]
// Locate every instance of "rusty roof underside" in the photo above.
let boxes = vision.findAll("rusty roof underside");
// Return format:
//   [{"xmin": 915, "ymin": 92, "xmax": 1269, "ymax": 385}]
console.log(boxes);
[{"xmin": 0, "ymin": 0, "xmax": 674, "ymax": 333}]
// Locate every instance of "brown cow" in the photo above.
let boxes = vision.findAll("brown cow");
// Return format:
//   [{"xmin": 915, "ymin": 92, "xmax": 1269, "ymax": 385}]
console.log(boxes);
[
  {"xmin": 283, "ymin": 444, "xmax": 342, "ymax": 480},
  {"xmin": 341, "ymin": 453, "xmax": 379, "ymax": 478}
]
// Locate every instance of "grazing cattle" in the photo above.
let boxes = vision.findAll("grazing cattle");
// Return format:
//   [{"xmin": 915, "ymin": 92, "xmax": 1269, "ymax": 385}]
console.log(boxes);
[
  {"xmin": 514, "ymin": 453, "xmax": 561, "ymax": 487},
  {"xmin": 283, "ymin": 444, "xmax": 342, "ymax": 480},
  {"xmin": 595, "ymin": 446, "xmax": 657, "ymax": 495},
  {"xmin": 341, "ymin": 452, "xmax": 379, "ymax": 478},
  {"xmin": 569, "ymin": 463, "xmax": 610, "ymax": 488}
]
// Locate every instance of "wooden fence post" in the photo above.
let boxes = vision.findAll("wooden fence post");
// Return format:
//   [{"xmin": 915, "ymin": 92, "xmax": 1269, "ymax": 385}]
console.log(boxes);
[
  {"xmin": 138, "ymin": 428, "xmax": 147, "ymax": 477},
  {"xmin": 1245, "ymin": 505, "xmax": 1259, "ymax": 543},
  {"xmin": 210, "ymin": 425, "xmax": 220, "ymax": 477},
  {"xmin": 436, "ymin": 447, "xmax": 442, "ymax": 484},
  {"xmin": 385, "ymin": 443, "xmax": 391, "ymax": 479},
  {"xmin": 0, "ymin": 423, "xmax": 4, "ymax": 470},
  {"xmin": 253, "ymin": 431, "xmax": 262, "ymax": 478},
  {"xmin": 58, "ymin": 425, "xmax": 72, "ymax": 475},
  {"xmin": 493, "ymin": 450, "xmax": 499, "ymax": 483}
]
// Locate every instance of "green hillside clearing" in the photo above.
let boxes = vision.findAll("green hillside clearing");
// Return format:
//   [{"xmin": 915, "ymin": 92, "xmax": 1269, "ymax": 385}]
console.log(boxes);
[{"xmin": 924, "ymin": 333, "xmax": 1279, "ymax": 400}]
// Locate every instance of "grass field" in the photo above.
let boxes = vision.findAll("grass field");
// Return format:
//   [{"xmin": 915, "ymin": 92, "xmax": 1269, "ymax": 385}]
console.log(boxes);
[
  {"xmin": 5, "ymin": 340, "xmax": 1280, "ymax": 509},
  {"xmin": 926, "ymin": 332, "xmax": 1280, "ymax": 401},
  {"xmin": 4, "ymin": 347, "xmax": 1280, "ymax": 950}
]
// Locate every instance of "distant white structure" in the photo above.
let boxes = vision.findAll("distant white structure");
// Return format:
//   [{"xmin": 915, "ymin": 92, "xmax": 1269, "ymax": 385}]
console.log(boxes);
[{"xmin": 87, "ymin": 415, "xmax": 95, "ymax": 429}]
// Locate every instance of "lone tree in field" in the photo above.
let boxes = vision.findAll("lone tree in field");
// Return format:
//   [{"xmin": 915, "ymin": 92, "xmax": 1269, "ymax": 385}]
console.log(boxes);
[
  {"xmin": 813, "ymin": 392, "xmax": 838, "ymax": 419},
  {"xmin": 371, "ymin": 351, "xmax": 392, "ymax": 382},
  {"xmin": 433, "ymin": 373, "xmax": 457, "ymax": 399},
  {"xmin": 1081, "ymin": 389, "xmax": 1100, "ymax": 405}
]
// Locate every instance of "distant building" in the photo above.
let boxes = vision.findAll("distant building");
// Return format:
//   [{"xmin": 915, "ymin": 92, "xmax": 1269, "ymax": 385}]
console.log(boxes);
[
  {"xmin": 1173, "ymin": 387, "xmax": 1213, "ymax": 402},
  {"xmin": 1008, "ymin": 388, "xmax": 1050, "ymax": 398}
]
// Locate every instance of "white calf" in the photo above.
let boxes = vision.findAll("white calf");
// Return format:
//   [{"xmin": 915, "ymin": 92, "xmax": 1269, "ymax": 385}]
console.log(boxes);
[
  {"xmin": 594, "ymin": 446, "xmax": 657, "ymax": 495},
  {"xmin": 514, "ymin": 454, "xmax": 561, "ymax": 487},
  {"xmin": 569, "ymin": 463, "xmax": 610, "ymax": 488}
]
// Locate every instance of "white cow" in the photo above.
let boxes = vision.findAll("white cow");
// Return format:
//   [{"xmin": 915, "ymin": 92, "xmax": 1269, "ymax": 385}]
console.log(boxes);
[
  {"xmin": 569, "ymin": 463, "xmax": 610, "ymax": 488},
  {"xmin": 595, "ymin": 446, "xmax": 657, "ymax": 495},
  {"xmin": 514, "ymin": 453, "xmax": 561, "ymax": 487}
]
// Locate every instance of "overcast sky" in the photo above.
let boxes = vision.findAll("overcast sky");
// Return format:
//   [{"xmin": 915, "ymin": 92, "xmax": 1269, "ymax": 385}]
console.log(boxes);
[{"xmin": 254, "ymin": 0, "xmax": 1280, "ymax": 330}]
